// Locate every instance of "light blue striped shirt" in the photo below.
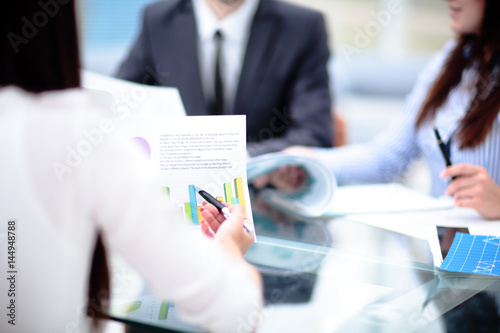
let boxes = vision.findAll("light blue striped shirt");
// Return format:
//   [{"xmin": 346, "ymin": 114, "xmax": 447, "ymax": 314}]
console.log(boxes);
[{"xmin": 316, "ymin": 40, "xmax": 500, "ymax": 197}]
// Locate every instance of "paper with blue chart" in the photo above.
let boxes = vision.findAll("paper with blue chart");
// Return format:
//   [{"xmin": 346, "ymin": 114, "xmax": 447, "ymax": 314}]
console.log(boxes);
[
  {"xmin": 439, "ymin": 233, "xmax": 500, "ymax": 276},
  {"xmin": 124, "ymin": 114, "xmax": 254, "ymax": 231},
  {"xmin": 82, "ymin": 71, "xmax": 253, "ymax": 230}
]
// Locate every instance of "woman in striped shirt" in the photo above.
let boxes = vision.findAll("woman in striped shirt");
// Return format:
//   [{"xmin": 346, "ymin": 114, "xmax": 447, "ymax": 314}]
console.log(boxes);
[{"xmin": 255, "ymin": 0, "xmax": 500, "ymax": 219}]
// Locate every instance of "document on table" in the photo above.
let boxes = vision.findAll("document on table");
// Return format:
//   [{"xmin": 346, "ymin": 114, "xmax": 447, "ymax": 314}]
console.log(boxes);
[
  {"xmin": 112, "ymin": 296, "xmax": 204, "ymax": 332},
  {"xmin": 348, "ymin": 204, "xmax": 500, "ymax": 268},
  {"xmin": 348, "ymin": 207, "xmax": 500, "ymax": 239},
  {"xmin": 323, "ymin": 183, "xmax": 453, "ymax": 217},
  {"xmin": 439, "ymin": 233, "xmax": 500, "ymax": 276}
]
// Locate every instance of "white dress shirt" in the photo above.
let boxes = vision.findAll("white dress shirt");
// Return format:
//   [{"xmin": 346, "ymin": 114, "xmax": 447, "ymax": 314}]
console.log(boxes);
[
  {"xmin": 192, "ymin": 0, "xmax": 260, "ymax": 114},
  {"xmin": 315, "ymin": 39, "xmax": 500, "ymax": 197},
  {"xmin": 0, "ymin": 87, "xmax": 262, "ymax": 333}
]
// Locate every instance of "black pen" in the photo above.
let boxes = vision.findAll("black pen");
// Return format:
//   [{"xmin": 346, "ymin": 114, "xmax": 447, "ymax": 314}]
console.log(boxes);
[
  {"xmin": 433, "ymin": 126, "xmax": 456, "ymax": 181},
  {"xmin": 193, "ymin": 186, "xmax": 253, "ymax": 233}
]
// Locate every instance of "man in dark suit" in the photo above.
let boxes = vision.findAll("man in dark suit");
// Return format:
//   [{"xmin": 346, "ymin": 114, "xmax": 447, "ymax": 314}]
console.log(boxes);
[{"xmin": 116, "ymin": 0, "xmax": 333, "ymax": 156}]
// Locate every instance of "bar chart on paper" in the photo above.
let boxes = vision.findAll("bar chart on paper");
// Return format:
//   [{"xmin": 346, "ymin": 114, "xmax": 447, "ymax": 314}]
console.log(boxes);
[
  {"xmin": 163, "ymin": 178, "xmax": 248, "ymax": 225},
  {"xmin": 121, "ymin": 115, "xmax": 253, "ymax": 229}
]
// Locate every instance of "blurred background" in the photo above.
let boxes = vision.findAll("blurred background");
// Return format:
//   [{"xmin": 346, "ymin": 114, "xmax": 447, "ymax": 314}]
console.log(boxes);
[{"xmin": 79, "ymin": 0, "xmax": 454, "ymax": 194}]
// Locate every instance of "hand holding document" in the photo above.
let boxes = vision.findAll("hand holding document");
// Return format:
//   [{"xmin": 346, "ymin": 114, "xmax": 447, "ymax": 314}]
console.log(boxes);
[
  {"xmin": 126, "ymin": 114, "xmax": 255, "ymax": 236},
  {"xmin": 194, "ymin": 186, "xmax": 253, "ymax": 234},
  {"xmin": 199, "ymin": 203, "xmax": 256, "ymax": 257},
  {"xmin": 247, "ymin": 152, "xmax": 453, "ymax": 219},
  {"xmin": 82, "ymin": 71, "xmax": 254, "ymax": 234},
  {"xmin": 247, "ymin": 152, "xmax": 337, "ymax": 217}
]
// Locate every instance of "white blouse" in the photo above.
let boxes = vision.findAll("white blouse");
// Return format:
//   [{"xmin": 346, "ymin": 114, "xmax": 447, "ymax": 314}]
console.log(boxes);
[
  {"xmin": 0, "ymin": 87, "xmax": 262, "ymax": 333},
  {"xmin": 316, "ymin": 40, "xmax": 500, "ymax": 197}
]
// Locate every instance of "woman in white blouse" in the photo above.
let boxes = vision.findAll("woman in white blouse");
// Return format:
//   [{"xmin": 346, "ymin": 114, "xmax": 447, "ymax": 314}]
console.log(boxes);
[
  {"xmin": 0, "ymin": 2, "xmax": 261, "ymax": 333},
  {"xmin": 255, "ymin": 0, "xmax": 500, "ymax": 220}
]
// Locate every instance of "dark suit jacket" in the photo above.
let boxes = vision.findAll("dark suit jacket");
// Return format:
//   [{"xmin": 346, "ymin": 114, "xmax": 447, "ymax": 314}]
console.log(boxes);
[{"xmin": 116, "ymin": 0, "xmax": 333, "ymax": 156}]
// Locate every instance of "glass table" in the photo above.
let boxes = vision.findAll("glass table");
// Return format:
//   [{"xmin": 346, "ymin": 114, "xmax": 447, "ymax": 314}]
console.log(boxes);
[{"xmin": 109, "ymin": 191, "xmax": 500, "ymax": 332}]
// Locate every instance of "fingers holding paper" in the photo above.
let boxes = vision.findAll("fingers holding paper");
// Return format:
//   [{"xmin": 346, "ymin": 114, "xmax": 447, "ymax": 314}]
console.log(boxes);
[
  {"xmin": 216, "ymin": 205, "xmax": 255, "ymax": 255},
  {"xmin": 282, "ymin": 145, "xmax": 318, "ymax": 159},
  {"xmin": 441, "ymin": 163, "xmax": 500, "ymax": 219},
  {"xmin": 201, "ymin": 204, "xmax": 255, "ymax": 255},
  {"xmin": 200, "ymin": 201, "xmax": 226, "ymax": 235},
  {"xmin": 253, "ymin": 165, "xmax": 308, "ymax": 192}
]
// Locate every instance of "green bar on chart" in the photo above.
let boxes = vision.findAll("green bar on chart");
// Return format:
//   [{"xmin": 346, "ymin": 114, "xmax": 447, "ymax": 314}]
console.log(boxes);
[
  {"xmin": 163, "ymin": 187, "xmax": 170, "ymax": 199},
  {"xmin": 159, "ymin": 300, "xmax": 169, "ymax": 320},
  {"xmin": 184, "ymin": 202, "xmax": 192, "ymax": 224},
  {"xmin": 234, "ymin": 177, "xmax": 246, "ymax": 215},
  {"xmin": 224, "ymin": 183, "xmax": 233, "ymax": 204}
]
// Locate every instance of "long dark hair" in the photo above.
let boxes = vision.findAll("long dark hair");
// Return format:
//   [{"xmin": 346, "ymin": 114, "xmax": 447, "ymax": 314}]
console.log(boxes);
[
  {"xmin": 0, "ymin": 1, "xmax": 109, "ymax": 329},
  {"xmin": 416, "ymin": 0, "xmax": 500, "ymax": 148},
  {"xmin": 87, "ymin": 234, "xmax": 111, "ymax": 329},
  {"xmin": 0, "ymin": 1, "xmax": 80, "ymax": 91}
]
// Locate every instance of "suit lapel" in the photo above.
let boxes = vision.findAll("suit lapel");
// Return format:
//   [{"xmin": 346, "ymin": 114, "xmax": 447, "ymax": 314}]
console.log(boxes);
[
  {"xmin": 169, "ymin": 0, "xmax": 208, "ymax": 115},
  {"xmin": 234, "ymin": 0, "xmax": 278, "ymax": 115}
]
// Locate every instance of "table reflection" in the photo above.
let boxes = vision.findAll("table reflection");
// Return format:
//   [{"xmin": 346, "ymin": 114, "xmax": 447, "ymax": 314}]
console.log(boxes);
[
  {"xmin": 245, "ymin": 189, "xmax": 333, "ymax": 305},
  {"xmin": 114, "ymin": 190, "xmax": 500, "ymax": 333},
  {"xmin": 433, "ymin": 227, "xmax": 500, "ymax": 333}
]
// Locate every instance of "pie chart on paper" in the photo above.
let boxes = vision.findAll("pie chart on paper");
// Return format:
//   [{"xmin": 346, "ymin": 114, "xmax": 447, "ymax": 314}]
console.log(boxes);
[{"xmin": 131, "ymin": 136, "xmax": 151, "ymax": 160}]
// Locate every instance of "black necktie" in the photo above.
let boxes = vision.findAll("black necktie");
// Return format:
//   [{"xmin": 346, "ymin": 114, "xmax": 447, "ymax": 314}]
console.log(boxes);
[{"xmin": 213, "ymin": 30, "xmax": 224, "ymax": 115}]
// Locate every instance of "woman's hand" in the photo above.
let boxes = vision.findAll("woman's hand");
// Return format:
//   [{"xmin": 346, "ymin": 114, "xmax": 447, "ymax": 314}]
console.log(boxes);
[
  {"xmin": 200, "ymin": 203, "xmax": 255, "ymax": 256},
  {"xmin": 200, "ymin": 203, "xmax": 264, "ymax": 315},
  {"xmin": 282, "ymin": 146, "xmax": 318, "ymax": 159},
  {"xmin": 441, "ymin": 163, "xmax": 500, "ymax": 219},
  {"xmin": 252, "ymin": 165, "xmax": 307, "ymax": 192},
  {"xmin": 252, "ymin": 146, "xmax": 314, "ymax": 191}
]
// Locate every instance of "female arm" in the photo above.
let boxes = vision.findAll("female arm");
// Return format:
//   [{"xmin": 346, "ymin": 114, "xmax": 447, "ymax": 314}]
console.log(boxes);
[{"xmin": 86, "ymin": 128, "xmax": 263, "ymax": 332}]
